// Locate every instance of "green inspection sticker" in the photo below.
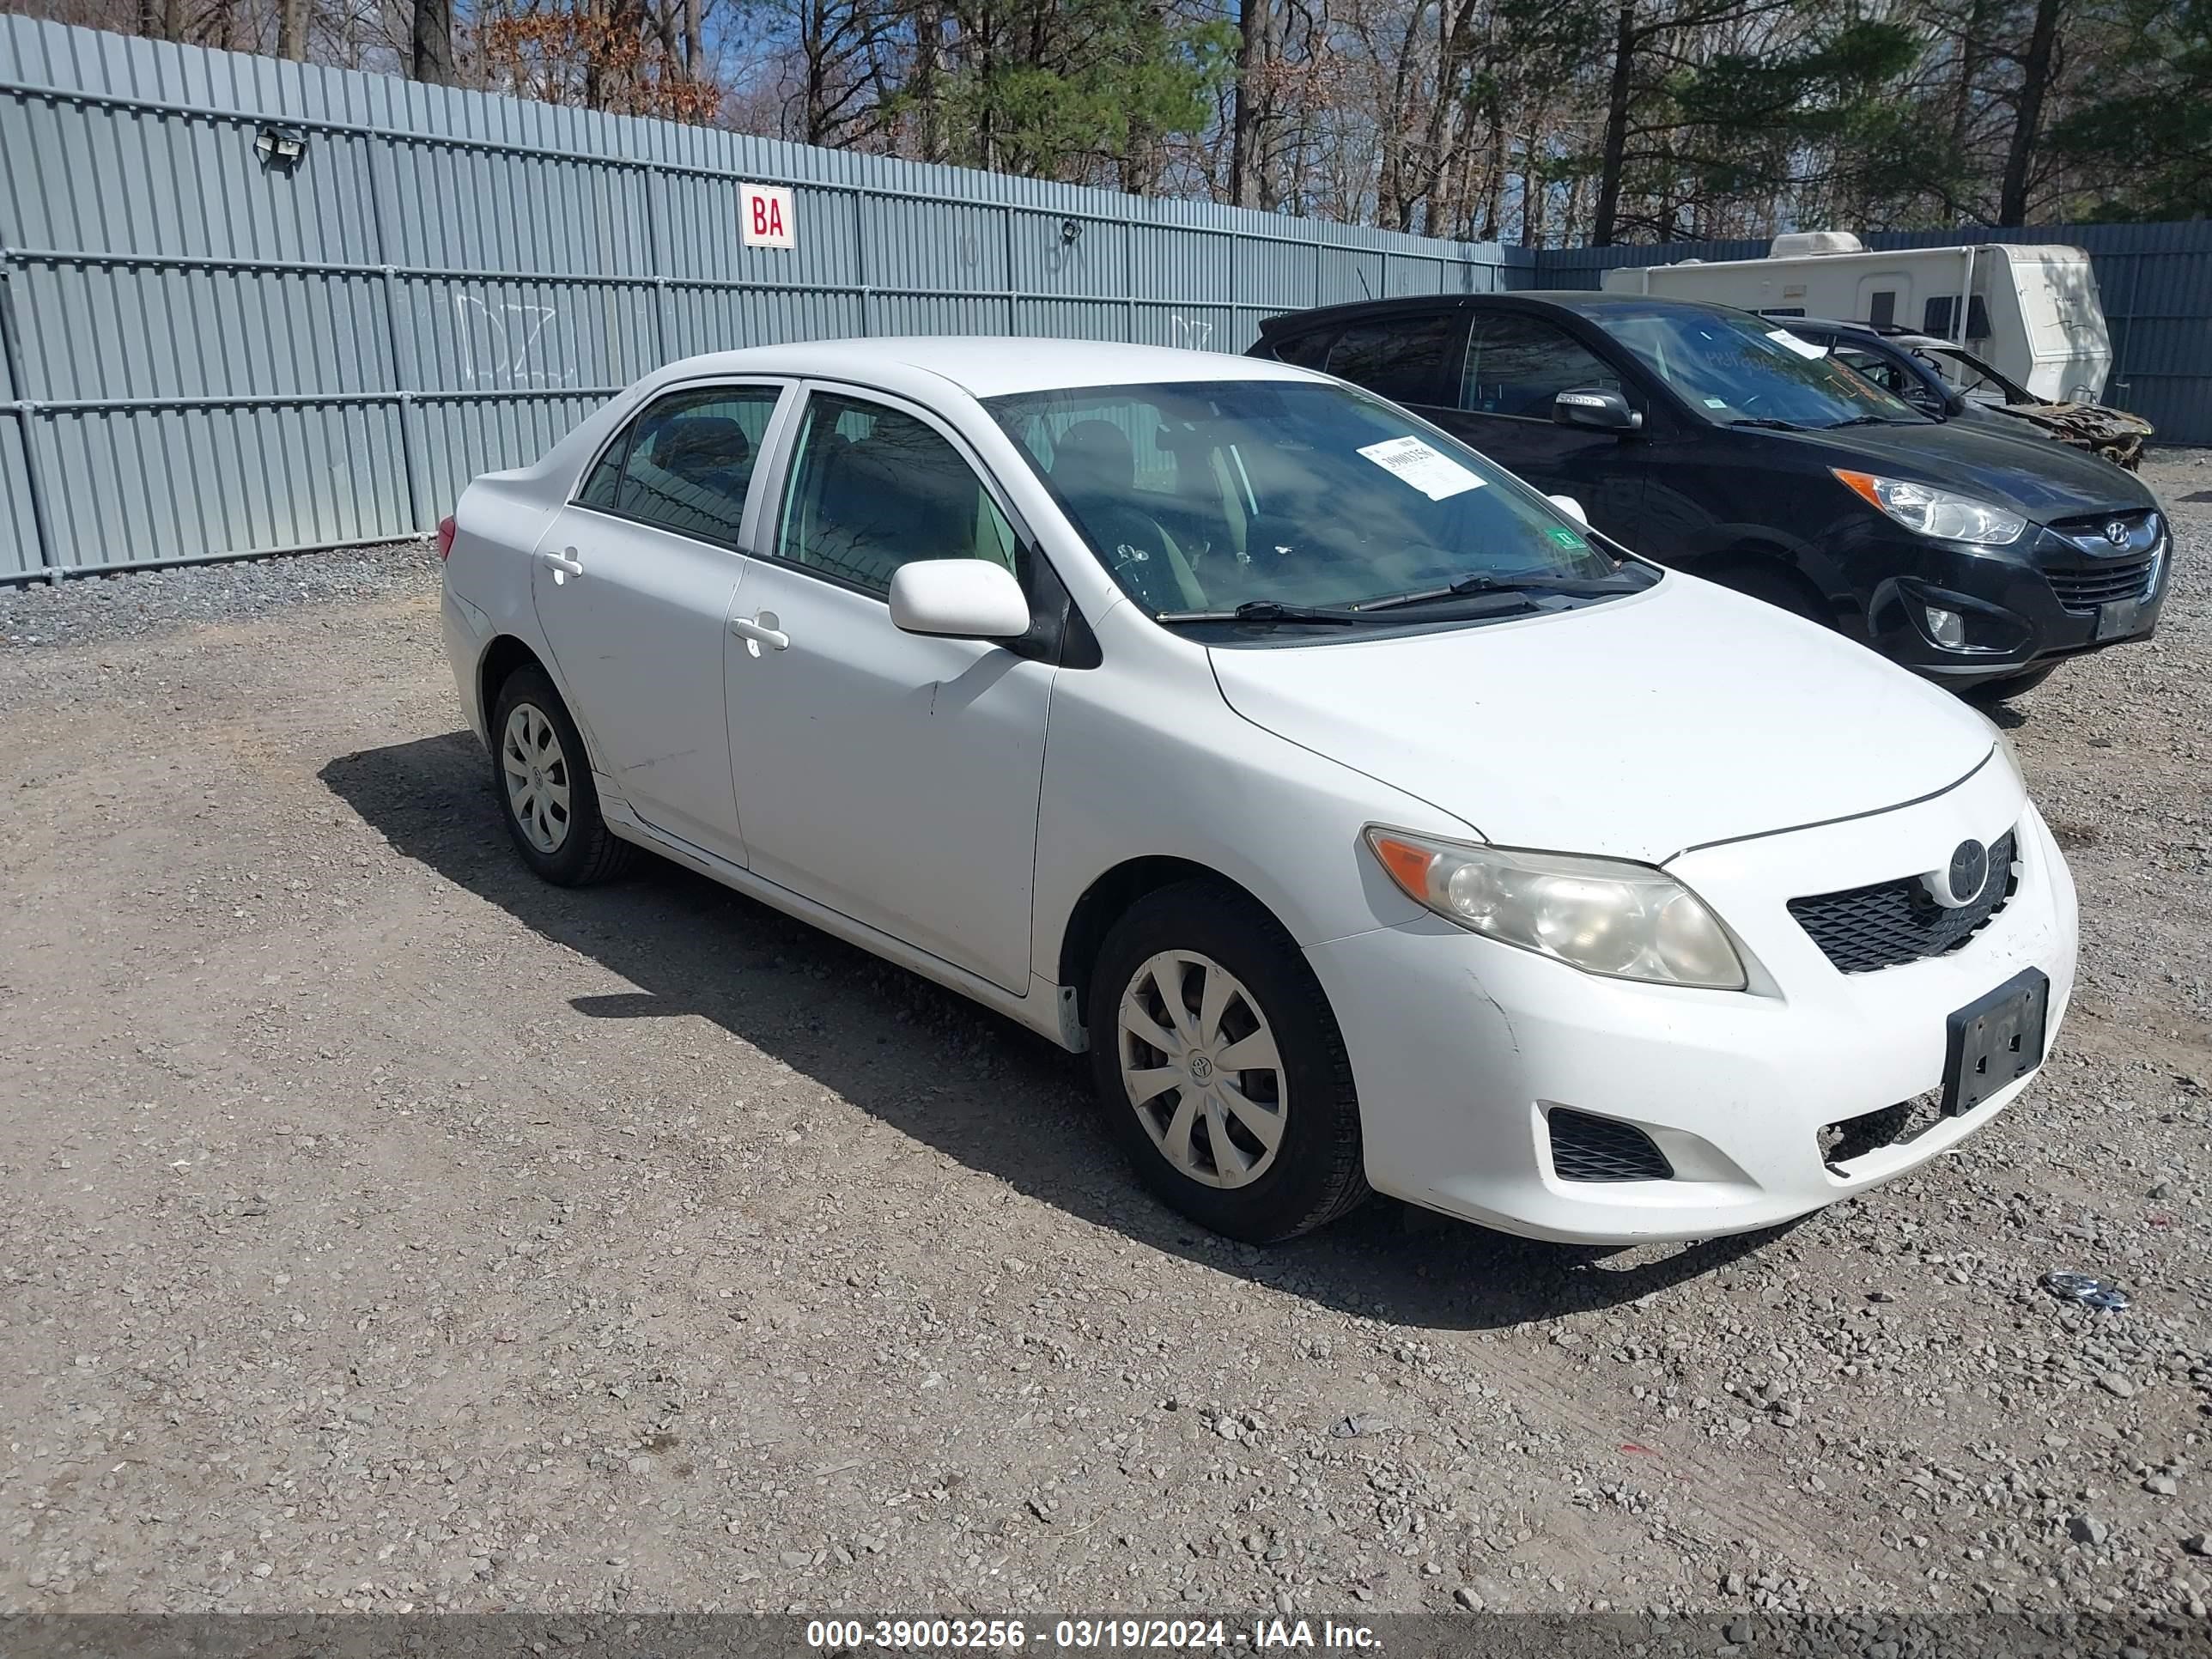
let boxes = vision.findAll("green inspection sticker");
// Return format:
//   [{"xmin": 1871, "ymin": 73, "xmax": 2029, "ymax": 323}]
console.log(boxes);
[{"xmin": 1544, "ymin": 526, "xmax": 1588, "ymax": 549}]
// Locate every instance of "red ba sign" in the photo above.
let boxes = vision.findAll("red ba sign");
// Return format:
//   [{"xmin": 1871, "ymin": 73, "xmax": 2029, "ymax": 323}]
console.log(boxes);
[{"xmin": 741, "ymin": 184, "xmax": 795, "ymax": 250}]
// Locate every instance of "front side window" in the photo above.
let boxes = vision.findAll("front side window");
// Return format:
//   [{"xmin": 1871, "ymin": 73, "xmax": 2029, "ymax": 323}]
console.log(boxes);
[
  {"xmin": 1460, "ymin": 313, "xmax": 1620, "ymax": 419},
  {"xmin": 1325, "ymin": 314, "xmax": 1459, "ymax": 406},
  {"xmin": 580, "ymin": 385, "xmax": 782, "ymax": 545},
  {"xmin": 990, "ymin": 378, "xmax": 1648, "ymax": 624},
  {"xmin": 1592, "ymin": 304, "xmax": 1929, "ymax": 429},
  {"xmin": 774, "ymin": 392, "xmax": 1021, "ymax": 597}
]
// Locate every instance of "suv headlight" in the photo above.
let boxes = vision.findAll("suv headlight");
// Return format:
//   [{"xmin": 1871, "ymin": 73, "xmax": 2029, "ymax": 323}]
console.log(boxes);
[
  {"xmin": 1364, "ymin": 829, "xmax": 1747, "ymax": 990},
  {"xmin": 1833, "ymin": 469, "xmax": 2027, "ymax": 545}
]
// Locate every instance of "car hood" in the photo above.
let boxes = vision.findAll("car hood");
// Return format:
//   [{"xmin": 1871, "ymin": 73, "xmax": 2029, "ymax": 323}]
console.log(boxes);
[
  {"xmin": 1812, "ymin": 416, "xmax": 2154, "ymax": 519},
  {"xmin": 1208, "ymin": 577, "xmax": 1997, "ymax": 866}
]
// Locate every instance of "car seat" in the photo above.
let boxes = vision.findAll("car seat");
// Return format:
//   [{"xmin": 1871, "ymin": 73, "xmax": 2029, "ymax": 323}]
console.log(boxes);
[{"xmin": 1048, "ymin": 421, "xmax": 1205, "ymax": 611}]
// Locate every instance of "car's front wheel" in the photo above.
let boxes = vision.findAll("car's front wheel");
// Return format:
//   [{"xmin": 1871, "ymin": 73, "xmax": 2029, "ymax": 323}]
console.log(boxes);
[
  {"xmin": 490, "ymin": 664, "xmax": 634, "ymax": 886},
  {"xmin": 1088, "ymin": 881, "xmax": 1368, "ymax": 1242}
]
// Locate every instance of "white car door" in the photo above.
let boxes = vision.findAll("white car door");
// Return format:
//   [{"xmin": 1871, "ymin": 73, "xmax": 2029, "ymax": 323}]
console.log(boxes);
[
  {"xmin": 722, "ymin": 384, "xmax": 1054, "ymax": 995},
  {"xmin": 531, "ymin": 380, "xmax": 791, "ymax": 863}
]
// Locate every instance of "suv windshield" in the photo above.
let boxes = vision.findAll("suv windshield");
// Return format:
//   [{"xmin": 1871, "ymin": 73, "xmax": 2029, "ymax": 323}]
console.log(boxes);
[
  {"xmin": 1594, "ymin": 306, "xmax": 1927, "ymax": 429},
  {"xmin": 987, "ymin": 379, "xmax": 1648, "ymax": 623}
]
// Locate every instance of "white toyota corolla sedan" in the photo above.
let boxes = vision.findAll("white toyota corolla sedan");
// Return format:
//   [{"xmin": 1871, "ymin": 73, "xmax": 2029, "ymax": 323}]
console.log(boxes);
[{"xmin": 439, "ymin": 337, "xmax": 2077, "ymax": 1246}]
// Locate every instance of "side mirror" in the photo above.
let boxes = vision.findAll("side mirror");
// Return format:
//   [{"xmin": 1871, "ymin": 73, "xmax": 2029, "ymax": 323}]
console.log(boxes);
[
  {"xmin": 888, "ymin": 559, "xmax": 1030, "ymax": 641},
  {"xmin": 1547, "ymin": 494, "xmax": 1589, "ymax": 526},
  {"xmin": 1553, "ymin": 386, "xmax": 1642, "ymax": 433}
]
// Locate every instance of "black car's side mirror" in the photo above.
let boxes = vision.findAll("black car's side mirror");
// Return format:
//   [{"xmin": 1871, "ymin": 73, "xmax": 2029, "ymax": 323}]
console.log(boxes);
[{"xmin": 1553, "ymin": 386, "xmax": 1643, "ymax": 433}]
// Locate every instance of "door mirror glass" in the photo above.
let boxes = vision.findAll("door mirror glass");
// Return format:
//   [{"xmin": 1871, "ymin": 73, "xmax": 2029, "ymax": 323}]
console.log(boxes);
[
  {"xmin": 1553, "ymin": 387, "xmax": 1641, "ymax": 431},
  {"xmin": 889, "ymin": 559, "xmax": 1031, "ymax": 640},
  {"xmin": 1547, "ymin": 494, "xmax": 1589, "ymax": 526}
]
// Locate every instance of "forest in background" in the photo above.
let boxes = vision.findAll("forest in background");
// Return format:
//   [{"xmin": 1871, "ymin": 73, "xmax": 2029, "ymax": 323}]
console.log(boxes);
[{"xmin": 6, "ymin": 0, "xmax": 2209, "ymax": 245}]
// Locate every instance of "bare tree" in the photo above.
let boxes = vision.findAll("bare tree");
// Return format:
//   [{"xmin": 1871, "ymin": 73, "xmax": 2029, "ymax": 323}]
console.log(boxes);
[
  {"xmin": 410, "ymin": 0, "xmax": 454, "ymax": 80},
  {"xmin": 1997, "ymin": 0, "xmax": 2063, "ymax": 222}
]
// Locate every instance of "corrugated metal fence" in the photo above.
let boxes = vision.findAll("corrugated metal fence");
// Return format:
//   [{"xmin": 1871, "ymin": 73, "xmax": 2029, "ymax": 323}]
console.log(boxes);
[
  {"xmin": 1532, "ymin": 222, "xmax": 2212, "ymax": 447},
  {"xmin": 0, "ymin": 16, "xmax": 1516, "ymax": 581}
]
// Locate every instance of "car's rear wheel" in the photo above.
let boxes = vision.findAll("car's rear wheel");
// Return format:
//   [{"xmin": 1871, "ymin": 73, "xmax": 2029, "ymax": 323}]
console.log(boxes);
[
  {"xmin": 1087, "ymin": 880, "xmax": 1368, "ymax": 1242},
  {"xmin": 490, "ymin": 664, "xmax": 634, "ymax": 885}
]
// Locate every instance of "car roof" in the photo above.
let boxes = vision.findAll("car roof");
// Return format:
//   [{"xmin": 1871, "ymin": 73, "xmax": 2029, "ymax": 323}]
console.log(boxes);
[
  {"xmin": 1254, "ymin": 290, "xmax": 1752, "ymax": 334},
  {"xmin": 645, "ymin": 337, "xmax": 1322, "ymax": 399}
]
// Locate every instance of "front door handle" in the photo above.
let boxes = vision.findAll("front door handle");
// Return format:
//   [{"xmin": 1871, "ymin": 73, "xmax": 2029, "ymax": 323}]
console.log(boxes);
[
  {"xmin": 730, "ymin": 612, "xmax": 789, "ymax": 652},
  {"xmin": 541, "ymin": 546, "xmax": 584, "ymax": 583}
]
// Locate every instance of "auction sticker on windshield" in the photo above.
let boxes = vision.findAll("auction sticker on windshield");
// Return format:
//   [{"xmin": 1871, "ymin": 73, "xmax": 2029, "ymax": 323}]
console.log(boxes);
[
  {"xmin": 1356, "ymin": 436, "xmax": 1485, "ymax": 501},
  {"xmin": 1766, "ymin": 329, "xmax": 1828, "ymax": 360}
]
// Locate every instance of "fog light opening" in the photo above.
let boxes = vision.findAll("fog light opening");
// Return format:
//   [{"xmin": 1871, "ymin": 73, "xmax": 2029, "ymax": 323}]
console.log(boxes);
[{"xmin": 1925, "ymin": 605, "xmax": 1966, "ymax": 649}]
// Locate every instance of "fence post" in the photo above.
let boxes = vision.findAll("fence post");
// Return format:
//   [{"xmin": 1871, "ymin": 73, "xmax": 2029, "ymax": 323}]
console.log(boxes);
[
  {"xmin": 642, "ymin": 168, "xmax": 671, "ymax": 370},
  {"xmin": 855, "ymin": 191, "xmax": 873, "ymax": 337},
  {"xmin": 361, "ymin": 132, "xmax": 427, "ymax": 535},
  {"xmin": 1123, "ymin": 212, "xmax": 1137, "ymax": 343},
  {"xmin": 0, "ymin": 246, "xmax": 62, "ymax": 581}
]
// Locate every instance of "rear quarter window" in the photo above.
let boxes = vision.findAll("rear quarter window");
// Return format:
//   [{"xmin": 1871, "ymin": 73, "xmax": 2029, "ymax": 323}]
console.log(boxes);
[{"xmin": 1264, "ymin": 328, "xmax": 1335, "ymax": 370}]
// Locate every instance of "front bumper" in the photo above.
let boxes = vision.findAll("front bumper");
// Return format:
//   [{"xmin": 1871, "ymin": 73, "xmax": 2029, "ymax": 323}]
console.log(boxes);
[
  {"xmin": 1307, "ymin": 759, "xmax": 2076, "ymax": 1244},
  {"xmin": 1856, "ymin": 518, "xmax": 2168, "ymax": 683}
]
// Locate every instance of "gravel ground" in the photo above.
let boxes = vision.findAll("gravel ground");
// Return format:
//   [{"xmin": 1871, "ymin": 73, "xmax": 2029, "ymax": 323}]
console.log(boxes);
[
  {"xmin": 2, "ymin": 453, "xmax": 2210, "ymax": 1623},
  {"xmin": 0, "ymin": 539, "xmax": 439, "ymax": 651}
]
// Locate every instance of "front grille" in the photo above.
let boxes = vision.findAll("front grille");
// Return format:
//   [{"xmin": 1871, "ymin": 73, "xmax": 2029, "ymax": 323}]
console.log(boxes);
[
  {"xmin": 2047, "ymin": 554, "xmax": 2158, "ymax": 609},
  {"xmin": 1789, "ymin": 831, "xmax": 2017, "ymax": 974},
  {"xmin": 1547, "ymin": 1109, "xmax": 1673, "ymax": 1182}
]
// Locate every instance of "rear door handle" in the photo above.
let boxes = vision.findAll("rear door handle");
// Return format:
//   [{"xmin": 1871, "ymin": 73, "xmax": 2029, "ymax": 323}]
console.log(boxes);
[
  {"xmin": 541, "ymin": 547, "xmax": 585, "ymax": 582},
  {"xmin": 730, "ymin": 612, "xmax": 789, "ymax": 651}
]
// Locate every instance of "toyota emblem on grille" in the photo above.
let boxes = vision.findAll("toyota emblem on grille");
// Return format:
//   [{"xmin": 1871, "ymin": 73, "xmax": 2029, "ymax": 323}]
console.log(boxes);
[
  {"xmin": 2103, "ymin": 518, "xmax": 2130, "ymax": 546},
  {"xmin": 1924, "ymin": 839, "xmax": 1990, "ymax": 909}
]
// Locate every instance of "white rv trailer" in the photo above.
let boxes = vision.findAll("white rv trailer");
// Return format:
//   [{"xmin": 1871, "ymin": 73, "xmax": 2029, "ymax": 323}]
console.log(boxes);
[{"xmin": 1598, "ymin": 232, "xmax": 2113, "ymax": 403}]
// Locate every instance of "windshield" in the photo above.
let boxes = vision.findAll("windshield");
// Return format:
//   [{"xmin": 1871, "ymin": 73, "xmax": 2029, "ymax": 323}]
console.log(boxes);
[
  {"xmin": 1594, "ymin": 306, "xmax": 1928, "ymax": 429},
  {"xmin": 987, "ymin": 379, "xmax": 1645, "ymax": 623},
  {"xmin": 1917, "ymin": 344, "xmax": 2033, "ymax": 406}
]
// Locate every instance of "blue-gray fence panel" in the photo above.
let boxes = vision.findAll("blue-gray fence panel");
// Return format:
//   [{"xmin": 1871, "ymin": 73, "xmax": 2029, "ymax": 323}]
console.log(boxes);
[
  {"xmin": 1517, "ymin": 221, "xmax": 2212, "ymax": 444},
  {"xmin": 0, "ymin": 14, "xmax": 1517, "ymax": 578},
  {"xmin": 0, "ymin": 418, "xmax": 38, "ymax": 579}
]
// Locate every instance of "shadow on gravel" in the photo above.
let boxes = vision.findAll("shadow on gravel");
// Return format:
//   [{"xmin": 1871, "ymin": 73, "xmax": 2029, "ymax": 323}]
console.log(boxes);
[{"xmin": 321, "ymin": 730, "xmax": 1793, "ymax": 1334}]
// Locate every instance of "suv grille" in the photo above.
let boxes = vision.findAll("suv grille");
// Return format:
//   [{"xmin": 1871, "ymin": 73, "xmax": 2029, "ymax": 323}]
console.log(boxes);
[
  {"xmin": 2045, "ymin": 510, "xmax": 2164, "ymax": 610},
  {"xmin": 2047, "ymin": 556, "xmax": 2158, "ymax": 609},
  {"xmin": 1547, "ymin": 1109, "xmax": 1673, "ymax": 1182},
  {"xmin": 1789, "ymin": 831, "xmax": 2017, "ymax": 974}
]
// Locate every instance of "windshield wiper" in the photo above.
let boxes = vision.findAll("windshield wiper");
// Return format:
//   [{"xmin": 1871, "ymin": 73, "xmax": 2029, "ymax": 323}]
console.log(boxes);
[
  {"xmin": 1358, "ymin": 570, "xmax": 1643, "ymax": 611},
  {"xmin": 1727, "ymin": 416, "xmax": 1806, "ymax": 431},
  {"xmin": 1824, "ymin": 413, "xmax": 1907, "ymax": 428},
  {"xmin": 1152, "ymin": 599, "xmax": 1412, "ymax": 628}
]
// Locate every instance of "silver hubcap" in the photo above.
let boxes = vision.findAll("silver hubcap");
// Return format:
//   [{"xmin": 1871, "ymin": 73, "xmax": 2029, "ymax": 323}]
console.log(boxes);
[
  {"xmin": 501, "ymin": 702, "xmax": 572, "ymax": 854},
  {"xmin": 1117, "ymin": 951, "xmax": 1286, "ymax": 1189}
]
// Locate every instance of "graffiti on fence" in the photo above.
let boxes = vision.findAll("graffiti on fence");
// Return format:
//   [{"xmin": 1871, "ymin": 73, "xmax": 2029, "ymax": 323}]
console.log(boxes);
[
  {"xmin": 453, "ymin": 295, "xmax": 574, "ymax": 387},
  {"xmin": 1170, "ymin": 314, "xmax": 1214, "ymax": 351}
]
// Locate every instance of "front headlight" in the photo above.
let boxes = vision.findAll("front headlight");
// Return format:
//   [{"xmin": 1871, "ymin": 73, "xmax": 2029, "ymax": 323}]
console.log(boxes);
[
  {"xmin": 1364, "ymin": 829, "xmax": 1747, "ymax": 990},
  {"xmin": 1833, "ymin": 469, "xmax": 2027, "ymax": 545}
]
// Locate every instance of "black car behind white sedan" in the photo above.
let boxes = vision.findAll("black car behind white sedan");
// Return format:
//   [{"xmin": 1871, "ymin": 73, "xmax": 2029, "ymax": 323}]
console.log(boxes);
[{"xmin": 1251, "ymin": 293, "xmax": 2170, "ymax": 698}]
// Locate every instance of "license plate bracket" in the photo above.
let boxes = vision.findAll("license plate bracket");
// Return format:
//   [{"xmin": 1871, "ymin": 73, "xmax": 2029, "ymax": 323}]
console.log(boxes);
[
  {"xmin": 2096, "ymin": 595, "xmax": 2148, "ymax": 641},
  {"xmin": 1942, "ymin": 967, "xmax": 2050, "ymax": 1116}
]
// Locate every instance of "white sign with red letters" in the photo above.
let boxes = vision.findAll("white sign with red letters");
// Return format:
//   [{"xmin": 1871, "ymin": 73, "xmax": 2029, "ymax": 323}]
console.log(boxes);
[{"xmin": 740, "ymin": 184, "xmax": 795, "ymax": 250}]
